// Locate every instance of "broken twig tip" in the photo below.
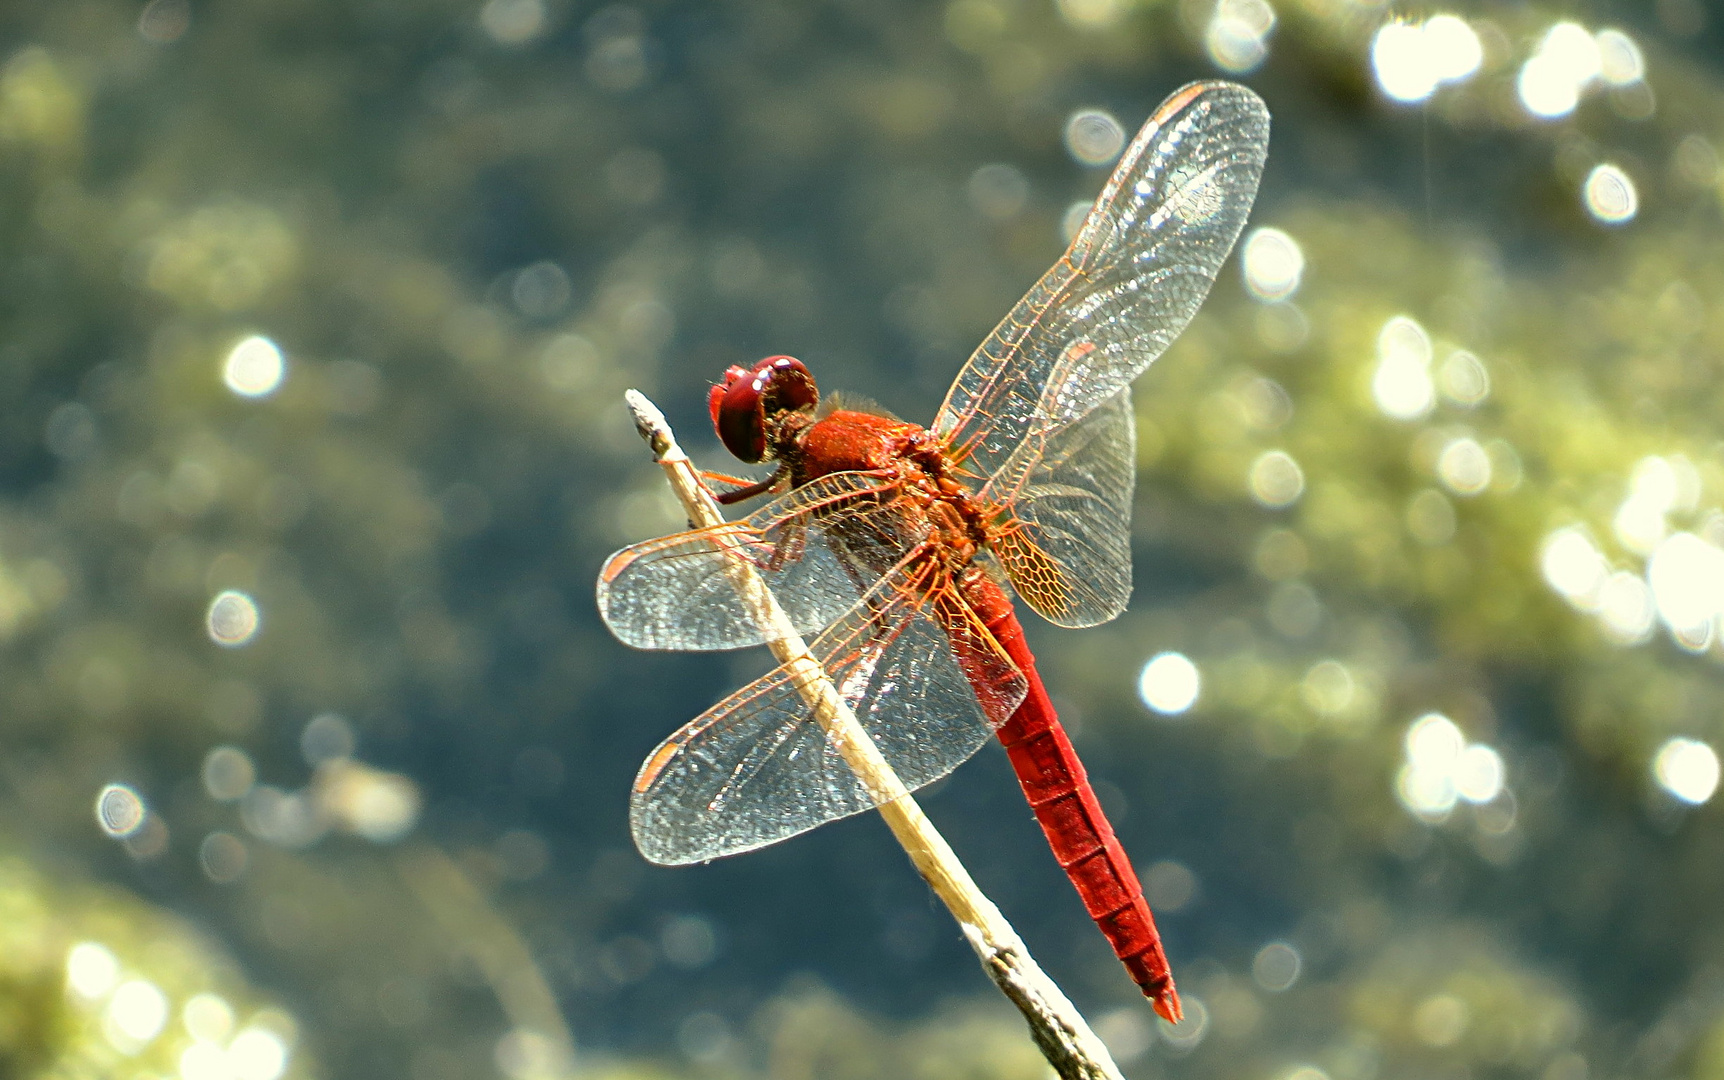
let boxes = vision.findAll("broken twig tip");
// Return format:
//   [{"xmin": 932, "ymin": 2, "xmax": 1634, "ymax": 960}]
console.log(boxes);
[{"xmin": 623, "ymin": 389, "xmax": 675, "ymax": 460}]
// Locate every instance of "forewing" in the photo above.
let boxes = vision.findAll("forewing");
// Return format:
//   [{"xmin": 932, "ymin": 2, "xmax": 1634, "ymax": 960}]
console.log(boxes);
[
  {"xmin": 934, "ymin": 81, "xmax": 1268, "ymax": 491},
  {"xmin": 992, "ymin": 386, "xmax": 1135, "ymax": 628},
  {"xmin": 630, "ymin": 556, "xmax": 1028, "ymax": 865},
  {"xmin": 597, "ymin": 471, "xmax": 918, "ymax": 651}
]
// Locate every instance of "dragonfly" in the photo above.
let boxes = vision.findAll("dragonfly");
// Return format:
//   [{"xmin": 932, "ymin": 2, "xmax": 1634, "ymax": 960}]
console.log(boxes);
[{"xmin": 598, "ymin": 81, "xmax": 1268, "ymax": 1022}]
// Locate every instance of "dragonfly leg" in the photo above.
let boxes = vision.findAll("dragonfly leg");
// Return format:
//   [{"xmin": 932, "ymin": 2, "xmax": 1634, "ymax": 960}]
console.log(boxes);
[
  {"xmin": 701, "ymin": 469, "xmax": 757, "ymax": 487},
  {"xmin": 711, "ymin": 466, "xmax": 786, "ymax": 505}
]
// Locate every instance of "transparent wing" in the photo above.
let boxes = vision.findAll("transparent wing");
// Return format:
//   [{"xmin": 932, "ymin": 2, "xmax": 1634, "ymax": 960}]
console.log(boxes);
[
  {"xmin": 630, "ymin": 553, "xmax": 1029, "ymax": 865},
  {"xmin": 933, "ymin": 81, "xmax": 1267, "ymax": 498},
  {"xmin": 597, "ymin": 471, "xmax": 924, "ymax": 651},
  {"xmin": 991, "ymin": 386, "xmax": 1135, "ymax": 628}
]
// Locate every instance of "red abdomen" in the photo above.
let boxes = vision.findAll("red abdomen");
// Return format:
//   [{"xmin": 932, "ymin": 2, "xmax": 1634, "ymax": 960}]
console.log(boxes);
[{"xmin": 959, "ymin": 570, "xmax": 1182, "ymax": 1023}]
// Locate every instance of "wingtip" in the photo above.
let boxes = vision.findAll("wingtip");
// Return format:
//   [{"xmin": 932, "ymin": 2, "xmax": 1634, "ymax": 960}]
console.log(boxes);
[
  {"xmin": 597, "ymin": 546, "xmax": 639, "ymax": 585},
  {"xmin": 1157, "ymin": 81, "xmax": 1213, "ymax": 119}
]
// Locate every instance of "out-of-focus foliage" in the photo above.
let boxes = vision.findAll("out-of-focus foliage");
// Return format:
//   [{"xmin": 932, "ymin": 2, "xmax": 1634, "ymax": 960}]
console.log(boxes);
[
  {"xmin": 0, "ymin": 849, "xmax": 309, "ymax": 1078},
  {"xmin": 3, "ymin": 0, "xmax": 1724, "ymax": 1077}
]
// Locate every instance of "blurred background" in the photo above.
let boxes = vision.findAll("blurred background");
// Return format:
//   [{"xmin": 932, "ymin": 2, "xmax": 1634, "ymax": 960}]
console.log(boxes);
[{"xmin": 3, "ymin": 0, "xmax": 1724, "ymax": 1077}]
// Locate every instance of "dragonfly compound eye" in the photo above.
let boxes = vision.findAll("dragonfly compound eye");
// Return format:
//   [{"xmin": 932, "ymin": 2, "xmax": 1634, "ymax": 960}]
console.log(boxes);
[{"xmin": 710, "ymin": 355, "xmax": 819, "ymax": 463}]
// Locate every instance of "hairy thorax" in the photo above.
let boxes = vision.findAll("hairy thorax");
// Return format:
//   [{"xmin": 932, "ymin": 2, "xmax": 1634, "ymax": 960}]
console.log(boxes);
[{"xmin": 787, "ymin": 409, "xmax": 995, "ymax": 573}]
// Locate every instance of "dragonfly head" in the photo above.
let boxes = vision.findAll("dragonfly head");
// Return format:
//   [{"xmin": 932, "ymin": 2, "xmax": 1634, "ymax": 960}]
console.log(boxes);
[{"xmin": 709, "ymin": 355, "xmax": 820, "ymax": 463}]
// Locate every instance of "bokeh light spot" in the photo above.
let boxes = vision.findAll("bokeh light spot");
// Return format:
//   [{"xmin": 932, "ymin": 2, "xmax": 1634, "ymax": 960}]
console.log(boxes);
[
  {"xmin": 1397, "ymin": 760, "xmax": 1455, "ymax": 819},
  {"xmin": 1406, "ymin": 488, "xmax": 1457, "ymax": 546},
  {"xmin": 66, "ymin": 941, "xmax": 120, "ymax": 999},
  {"xmin": 1372, "ymin": 315, "xmax": 1434, "ymax": 420},
  {"xmin": 1139, "ymin": 652, "xmax": 1200, "ymax": 715},
  {"xmin": 1596, "ymin": 28, "xmax": 1645, "ymax": 85},
  {"xmin": 661, "ymin": 914, "xmax": 719, "ymax": 969},
  {"xmin": 1518, "ymin": 54, "xmax": 1579, "ymax": 118},
  {"xmin": 1476, "ymin": 790, "xmax": 1519, "ymax": 836},
  {"xmin": 1255, "ymin": 527, "xmax": 1309, "ymax": 580},
  {"xmin": 301, "ymin": 712, "xmax": 356, "ymax": 765},
  {"xmin": 1438, "ymin": 350, "xmax": 1490, "ymax": 407},
  {"xmin": 1486, "ymin": 440, "xmax": 1523, "ymax": 492},
  {"xmin": 182, "ymin": 993, "xmax": 235, "ymax": 1043},
  {"xmin": 1249, "ymin": 450, "xmax": 1304, "ymax": 508},
  {"xmin": 510, "ymin": 260, "xmax": 571, "ymax": 319},
  {"xmin": 179, "ymin": 1041, "xmax": 230, "ymax": 1080},
  {"xmin": 1633, "ymin": 456, "xmax": 1694, "ymax": 516},
  {"xmin": 1301, "ymin": 660, "xmax": 1354, "ymax": 717},
  {"xmin": 1372, "ymin": 21, "xmax": 1437, "ymax": 103},
  {"xmin": 1413, "ymin": 993, "xmax": 1470, "ymax": 1046},
  {"xmin": 199, "ymin": 830, "xmax": 249, "ymax": 883},
  {"xmin": 583, "ymin": 7, "xmax": 651, "ymax": 93},
  {"xmin": 1654, "ymin": 737, "xmax": 1719, "ymax": 805},
  {"xmin": 1614, "ymin": 499, "xmax": 1668, "ymax": 558},
  {"xmin": 137, "ymin": 0, "xmax": 191, "ymax": 43},
  {"xmin": 1144, "ymin": 859, "xmax": 1198, "ymax": 912},
  {"xmin": 242, "ymin": 785, "xmax": 325, "ymax": 849},
  {"xmin": 222, "ymin": 336, "xmax": 286, "ymax": 398},
  {"xmin": 317, "ymin": 760, "xmax": 421, "ymax": 843},
  {"xmin": 229, "ymin": 1025, "xmax": 290, "ymax": 1080},
  {"xmin": 1158, "ymin": 995, "xmax": 1209, "ymax": 1049},
  {"xmin": 1437, "ymin": 437, "xmax": 1491, "ymax": 495},
  {"xmin": 538, "ymin": 333, "xmax": 599, "ymax": 392},
  {"xmin": 1371, "ymin": 14, "xmax": 1483, "ymax": 104},
  {"xmin": 1598, "ymin": 571, "xmax": 1655, "ymax": 645},
  {"xmin": 1238, "ymin": 376, "xmax": 1292, "ymax": 431},
  {"xmin": 1518, "ymin": 21, "xmax": 1601, "ymax": 119},
  {"xmin": 1060, "ymin": 199, "xmax": 1092, "ymax": 243},
  {"xmin": 206, "ymin": 590, "xmax": 260, "ymax": 647},
  {"xmin": 1541, "ymin": 22, "xmax": 1603, "ymax": 82},
  {"xmin": 202, "ymin": 745, "xmax": 256, "ymax": 802},
  {"xmin": 1397, "ymin": 713, "xmax": 1465, "ymax": 819},
  {"xmin": 1648, "ymin": 532, "xmax": 1724, "ymax": 638},
  {"xmin": 107, "ymin": 978, "xmax": 168, "ymax": 1045},
  {"xmin": 1423, "ymin": 15, "xmax": 1483, "ymax": 82},
  {"xmin": 1206, "ymin": 0, "xmax": 1275, "ymax": 74},
  {"xmin": 1252, "ymin": 941, "xmax": 1301, "ymax": 992},
  {"xmin": 1256, "ymin": 301, "xmax": 1309, "ymax": 351},
  {"xmin": 1267, "ymin": 581, "xmax": 1322, "ymax": 639},
  {"xmin": 1064, "ymin": 109, "xmax": 1125, "ymax": 166},
  {"xmin": 1454, "ymin": 744, "xmax": 1505, "ymax": 803},
  {"xmin": 1055, "ymin": 0, "xmax": 1125, "ymax": 29},
  {"xmin": 1242, "ymin": 227, "xmax": 1304, "ymax": 301},
  {"xmin": 968, "ymin": 162, "xmax": 1030, "ymax": 220},
  {"xmin": 95, "ymin": 784, "xmax": 145, "ymax": 838},
  {"xmin": 1583, "ymin": 164, "xmax": 1638, "ymax": 224},
  {"xmin": 1674, "ymin": 135, "xmax": 1720, "ymax": 189},
  {"xmin": 480, "ymin": 0, "xmax": 546, "ymax": 45},
  {"xmin": 1094, "ymin": 1006, "xmax": 1154, "ymax": 1063}
]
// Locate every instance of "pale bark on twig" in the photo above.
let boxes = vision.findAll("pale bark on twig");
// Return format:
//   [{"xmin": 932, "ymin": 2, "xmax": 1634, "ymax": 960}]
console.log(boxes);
[{"xmin": 623, "ymin": 389, "xmax": 1125, "ymax": 1080}]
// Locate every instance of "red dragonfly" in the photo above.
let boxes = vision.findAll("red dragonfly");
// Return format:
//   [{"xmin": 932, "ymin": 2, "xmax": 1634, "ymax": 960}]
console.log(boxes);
[{"xmin": 598, "ymin": 82, "xmax": 1267, "ymax": 1022}]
